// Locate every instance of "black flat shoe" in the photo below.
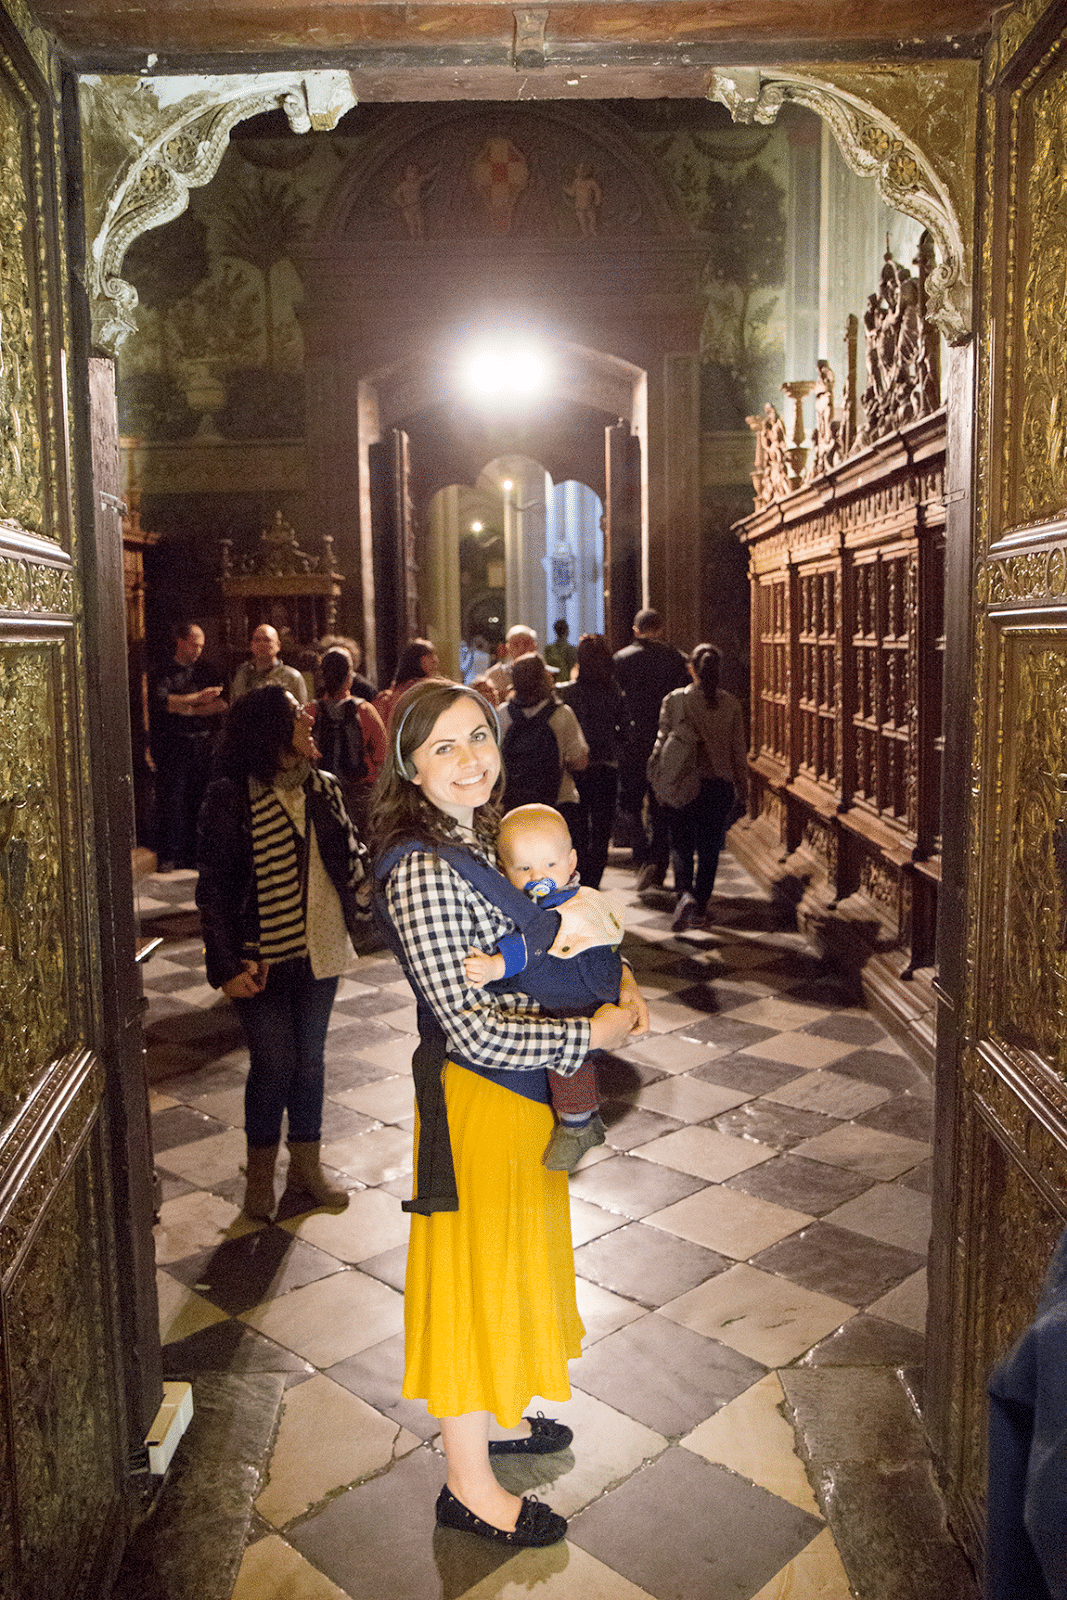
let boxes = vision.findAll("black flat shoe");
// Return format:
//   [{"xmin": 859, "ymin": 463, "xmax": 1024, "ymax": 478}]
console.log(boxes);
[
  {"xmin": 435, "ymin": 1485, "xmax": 567, "ymax": 1547},
  {"xmin": 488, "ymin": 1413, "xmax": 574, "ymax": 1455}
]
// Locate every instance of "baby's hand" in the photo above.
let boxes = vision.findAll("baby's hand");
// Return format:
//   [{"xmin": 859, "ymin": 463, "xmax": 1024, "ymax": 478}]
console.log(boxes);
[{"xmin": 465, "ymin": 948, "xmax": 506, "ymax": 986}]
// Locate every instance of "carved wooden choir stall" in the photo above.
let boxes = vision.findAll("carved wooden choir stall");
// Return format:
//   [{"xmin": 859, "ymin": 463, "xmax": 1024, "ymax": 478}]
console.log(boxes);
[
  {"xmin": 732, "ymin": 240, "xmax": 945, "ymax": 1064},
  {"xmin": 219, "ymin": 511, "xmax": 343, "ymax": 674}
]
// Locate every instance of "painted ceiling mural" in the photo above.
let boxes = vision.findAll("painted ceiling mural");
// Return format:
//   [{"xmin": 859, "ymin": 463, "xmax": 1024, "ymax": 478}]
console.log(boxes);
[{"xmin": 115, "ymin": 100, "xmax": 796, "ymax": 445}]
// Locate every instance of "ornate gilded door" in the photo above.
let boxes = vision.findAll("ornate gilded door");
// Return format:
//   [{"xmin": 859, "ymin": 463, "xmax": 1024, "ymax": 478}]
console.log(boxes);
[
  {"xmin": 928, "ymin": 0, "xmax": 1067, "ymax": 1566},
  {"xmin": 1, "ymin": 10, "xmax": 158, "ymax": 1595}
]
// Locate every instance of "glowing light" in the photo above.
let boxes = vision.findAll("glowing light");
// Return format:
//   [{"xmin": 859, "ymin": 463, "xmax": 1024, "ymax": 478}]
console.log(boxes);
[
  {"xmin": 458, "ymin": 337, "xmax": 552, "ymax": 405},
  {"xmin": 471, "ymin": 520, "xmax": 483, "ymax": 533},
  {"xmin": 502, "ymin": 479, "xmax": 513, "ymax": 493}
]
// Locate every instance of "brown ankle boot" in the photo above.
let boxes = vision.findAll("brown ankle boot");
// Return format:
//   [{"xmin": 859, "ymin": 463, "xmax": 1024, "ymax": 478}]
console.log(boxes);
[
  {"xmin": 285, "ymin": 1141, "xmax": 349, "ymax": 1210},
  {"xmin": 244, "ymin": 1142, "xmax": 279, "ymax": 1220}
]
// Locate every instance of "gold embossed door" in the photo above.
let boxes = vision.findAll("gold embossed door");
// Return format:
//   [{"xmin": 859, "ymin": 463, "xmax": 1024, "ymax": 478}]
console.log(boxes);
[
  {"xmin": 927, "ymin": 0, "xmax": 1067, "ymax": 1567},
  {"xmin": 0, "ymin": 10, "xmax": 158, "ymax": 1596}
]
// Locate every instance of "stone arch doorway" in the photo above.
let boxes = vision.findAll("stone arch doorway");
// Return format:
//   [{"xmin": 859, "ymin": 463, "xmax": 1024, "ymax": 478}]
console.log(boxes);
[{"xmin": 339, "ymin": 333, "xmax": 644, "ymax": 681}]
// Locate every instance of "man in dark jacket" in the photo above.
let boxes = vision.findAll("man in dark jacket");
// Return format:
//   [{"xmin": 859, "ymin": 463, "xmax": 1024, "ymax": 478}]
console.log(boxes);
[
  {"xmin": 148, "ymin": 622, "xmax": 227, "ymax": 870},
  {"xmin": 612, "ymin": 608, "xmax": 690, "ymax": 889}
]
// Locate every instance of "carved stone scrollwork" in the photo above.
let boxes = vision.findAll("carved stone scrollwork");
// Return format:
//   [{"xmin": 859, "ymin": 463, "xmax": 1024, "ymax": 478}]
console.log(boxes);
[
  {"xmin": 82, "ymin": 71, "xmax": 357, "ymax": 352},
  {"xmin": 708, "ymin": 69, "xmax": 970, "ymax": 344}
]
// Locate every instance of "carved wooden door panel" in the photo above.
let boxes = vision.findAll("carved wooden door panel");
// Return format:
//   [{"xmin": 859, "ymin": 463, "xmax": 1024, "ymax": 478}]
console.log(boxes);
[
  {"xmin": 605, "ymin": 420, "xmax": 641, "ymax": 651},
  {"xmin": 928, "ymin": 0, "xmax": 1067, "ymax": 1566},
  {"xmin": 0, "ymin": 15, "xmax": 157, "ymax": 1597}
]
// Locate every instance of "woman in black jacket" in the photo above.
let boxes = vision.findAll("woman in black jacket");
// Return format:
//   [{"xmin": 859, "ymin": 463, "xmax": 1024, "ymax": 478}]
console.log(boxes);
[
  {"xmin": 196, "ymin": 686, "xmax": 367, "ymax": 1220},
  {"xmin": 557, "ymin": 634, "xmax": 632, "ymax": 888}
]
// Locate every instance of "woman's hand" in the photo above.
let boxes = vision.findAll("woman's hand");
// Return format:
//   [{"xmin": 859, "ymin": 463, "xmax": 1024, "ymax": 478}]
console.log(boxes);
[
  {"xmin": 617, "ymin": 964, "xmax": 649, "ymax": 1036},
  {"xmin": 589, "ymin": 999, "xmax": 641, "ymax": 1052},
  {"xmin": 222, "ymin": 960, "xmax": 268, "ymax": 999}
]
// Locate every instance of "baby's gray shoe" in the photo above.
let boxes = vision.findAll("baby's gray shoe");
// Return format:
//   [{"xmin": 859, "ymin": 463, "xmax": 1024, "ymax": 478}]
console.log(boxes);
[{"xmin": 542, "ymin": 1115, "xmax": 606, "ymax": 1171}]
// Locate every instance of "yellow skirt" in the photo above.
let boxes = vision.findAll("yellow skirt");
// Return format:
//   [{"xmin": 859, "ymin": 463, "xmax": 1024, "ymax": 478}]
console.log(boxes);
[{"xmin": 403, "ymin": 1061, "xmax": 584, "ymax": 1428}]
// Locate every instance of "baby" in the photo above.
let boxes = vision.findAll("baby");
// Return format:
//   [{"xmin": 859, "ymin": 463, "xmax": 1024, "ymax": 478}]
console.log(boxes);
[{"xmin": 465, "ymin": 803, "xmax": 626, "ymax": 1170}]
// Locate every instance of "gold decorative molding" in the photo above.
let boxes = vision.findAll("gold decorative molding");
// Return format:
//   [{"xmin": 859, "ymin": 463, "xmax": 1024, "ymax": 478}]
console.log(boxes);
[
  {"xmin": 0, "ymin": 556, "xmax": 74, "ymax": 615},
  {"xmin": 1017, "ymin": 58, "xmax": 1067, "ymax": 527},
  {"xmin": 0, "ymin": 645, "xmax": 73, "ymax": 1122},
  {"xmin": 988, "ymin": 0, "xmax": 1063, "ymax": 84},
  {"xmin": 81, "ymin": 70, "xmax": 357, "ymax": 352},
  {"xmin": 1, "ymin": 66, "xmax": 46, "ymax": 538},
  {"xmin": 708, "ymin": 66, "xmax": 973, "ymax": 343},
  {"xmin": 978, "ymin": 545, "xmax": 1067, "ymax": 607},
  {"xmin": 0, "ymin": 1058, "xmax": 103, "ymax": 1278}
]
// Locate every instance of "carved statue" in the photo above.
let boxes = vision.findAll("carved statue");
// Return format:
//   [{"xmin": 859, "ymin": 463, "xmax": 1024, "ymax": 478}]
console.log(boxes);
[
  {"xmin": 856, "ymin": 235, "xmax": 942, "ymax": 450},
  {"xmin": 563, "ymin": 163, "xmax": 602, "ymax": 236},
  {"xmin": 759, "ymin": 403, "xmax": 792, "ymax": 503},
  {"xmin": 809, "ymin": 359, "xmax": 840, "ymax": 477},
  {"xmin": 392, "ymin": 161, "xmax": 439, "ymax": 240}
]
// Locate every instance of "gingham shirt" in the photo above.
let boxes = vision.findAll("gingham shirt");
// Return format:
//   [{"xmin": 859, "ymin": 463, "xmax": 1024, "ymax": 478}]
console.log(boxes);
[{"xmin": 384, "ymin": 844, "xmax": 591, "ymax": 1075}]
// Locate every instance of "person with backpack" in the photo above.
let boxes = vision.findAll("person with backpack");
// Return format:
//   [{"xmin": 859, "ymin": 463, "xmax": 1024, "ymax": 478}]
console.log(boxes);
[
  {"xmin": 501, "ymin": 653, "xmax": 588, "ymax": 845},
  {"xmin": 557, "ymin": 633, "xmax": 632, "ymax": 888},
  {"xmin": 314, "ymin": 646, "xmax": 387, "ymax": 834},
  {"xmin": 648, "ymin": 643, "xmax": 747, "ymax": 932}
]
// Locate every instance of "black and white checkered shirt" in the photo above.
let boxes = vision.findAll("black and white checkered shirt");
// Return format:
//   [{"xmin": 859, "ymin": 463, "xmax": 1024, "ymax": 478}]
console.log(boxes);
[{"xmin": 383, "ymin": 846, "xmax": 591, "ymax": 1075}]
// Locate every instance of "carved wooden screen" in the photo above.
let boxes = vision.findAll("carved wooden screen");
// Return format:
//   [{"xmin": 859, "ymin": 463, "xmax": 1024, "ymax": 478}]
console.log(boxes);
[
  {"xmin": 796, "ymin": 565, "xmax": 837, "ymax": 788},
  {"xmin": 754, "ymin": 574, "xmax": 789, "ymax": 763},
  {"xmin": 926, "ymin": 2, "xmax": 1067, "ymax": 1566},
  {"xmin": 849, "ymin": 548, "xmax": 914, "ymax": 824}
]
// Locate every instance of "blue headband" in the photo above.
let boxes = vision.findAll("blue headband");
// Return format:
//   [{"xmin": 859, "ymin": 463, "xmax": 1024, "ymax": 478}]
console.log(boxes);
[{"xmin": 394, "ymin": 686, "xmax": 501, "ymax": 778}]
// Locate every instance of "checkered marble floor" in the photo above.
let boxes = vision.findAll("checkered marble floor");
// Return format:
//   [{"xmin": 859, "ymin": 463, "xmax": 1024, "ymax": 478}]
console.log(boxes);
[{"xmin": 144, "ymin": 850, "xmax": 978, "ymax": 1600}]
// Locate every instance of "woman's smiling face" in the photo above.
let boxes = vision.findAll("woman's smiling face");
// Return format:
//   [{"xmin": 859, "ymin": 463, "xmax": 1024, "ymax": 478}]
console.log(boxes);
[{"xmin": 409, "ymin": 696, "xmax": 500, "ymax": 824}]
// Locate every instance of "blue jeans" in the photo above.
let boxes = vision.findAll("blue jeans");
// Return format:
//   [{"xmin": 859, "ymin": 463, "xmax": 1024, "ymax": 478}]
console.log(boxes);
[
  {"xmin": 669, "ymin": 778, "xmax": 735, "ymax": 905},
  {"xmin": 234, "ymin": 957, "xmax": 339, "ymax": 1147}
]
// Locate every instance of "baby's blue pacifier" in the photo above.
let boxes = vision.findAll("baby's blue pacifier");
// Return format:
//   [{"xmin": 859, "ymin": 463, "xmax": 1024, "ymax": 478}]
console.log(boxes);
[{"xmin": 524, "ymin": 877, "xmax": 556, "ymax": 902}]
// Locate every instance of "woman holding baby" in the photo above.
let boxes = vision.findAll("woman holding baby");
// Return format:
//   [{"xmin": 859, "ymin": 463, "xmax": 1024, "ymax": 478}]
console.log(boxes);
[{"xmin": 368, "ymin": 678, "xmax": 646, "ymax": 1549}]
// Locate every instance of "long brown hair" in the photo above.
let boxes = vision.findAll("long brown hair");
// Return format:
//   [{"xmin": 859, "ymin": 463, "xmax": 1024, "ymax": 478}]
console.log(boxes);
[{"xmin": 367, "ymin": 678, "xmax": 503, "ymax": 863}]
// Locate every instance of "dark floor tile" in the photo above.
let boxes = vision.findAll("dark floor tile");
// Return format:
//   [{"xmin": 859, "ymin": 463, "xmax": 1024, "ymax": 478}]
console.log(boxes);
[
  {"xmin": 832, "ymin": 1047, "xmax": 931, "ymax": 1094},
  {"xmin": 574, "ymin": 1313, "xmax": 764, "ymax": 1435},
  {"xmin": 659, "ymin": 954, "xmax": 732, "ymax": 983},
  {"xmin": 753, "ymin": 1223, "xmax": 925, "ymax": 1308},
  {"xmin": 290, "ymin": 1446, "xmax": 512, "ymax": 1600},
  {"xmin": 801, "ymin": 1012, "xmax": 888, "ymax": 1046},
  {"xmin": 164, "ymin": 1229, "xmax": 345, "ymax": 1314},
  {"xmin": 325, "ymin": 1052, "xmax": 404, "ymax": 1090},
  {"xmin": 326, "ymin": 1016, "xmax": 414, "ymax": 1052},
  {"xmin": 157, "ymin": 944, "xmax": 213, "ymax": 969},
  {"xmin": 161, "ymin": 1317, "xmax": 314, "ymax": 1380},
  {"xmin": 856, "ymin": 1093, "xmax": 935, "ymax": 1142},
  {"xmin": 798, "ymin": 1313, "xmax": 926, "ymax": 1369},
  {"xmin": 318, "ymin": 1099, "xmax": 381, "ymax": 1141},
  {"xmin": 899, "ymin": 1157, "xmax": 933, "ymax": 1195},
  {"xmin": 569, "ymin": 1447, "xmax": 822, "ymax": 1600},
  {"xmin": 813, "ymin": 1459, "xmax": 981, "ymax": 1600},
  {"xmin": 725, "ymin": 1153, "xmax": 874, "ymax": 1215},
  {"xmin": 148, "ymin": 1007, "xmax": 243, "ymax": 1049},
  {"xmin": 600, "ymin": 1102, "xmax": 681, "ymax": 1150},
  {"xmin": 713, "ymin": 1100, "xmax": 838, "ymax": 1150},
  {"xmin": 692, "ymin": 1054, "xmax": 804, "ymax": 1095},
  {"xmin": 327, "ymin": 1334, "xmax": 439, "ymax": 1440},
  {"xmin": 567, "ymin": 1152, "xmax": 706, "ymax": 1219},
  {"xmin": 575, "ymin": 1220, "xmax": 729, "ymax": 1308},
  {"xmin": 153, "ymin": 1064, "xmax": 248, "ymax": 1101},
  {"xmin": 147, "ymin": 1045, "xmax": 225, "ymax": 1084},
  {"xmin": 151, "ymin": 1105, "xmax": 230, "ymax": 1152},
  {"xmin": 670, "ymin": 981, "xmax": 764, "ymax": 1016},
  {"xmin": 111, "ymin": 1372, "xmax": 285, "ymax": 1600},
  {"xmin": 678, "ymin": 1015, "xmax": 780, "ymax": 1051},
  {"xmin": 158, "ymin": 1173, "xmax": 198, "ymax": 1204},
  {"xmin": 595, "ymin": 1051, "xmax": 654, "ymax": 1098},
  {"xmin": 781, "ymin": 1367, "xmax": 928, "ymax": 1464},
  {"xmin": 358, "ymin": 1243, "xmax": 408, "ymax": 1294},
  {"xmin": 331, "ymin": 990, "xmax": 412, "ymax": 1019}
]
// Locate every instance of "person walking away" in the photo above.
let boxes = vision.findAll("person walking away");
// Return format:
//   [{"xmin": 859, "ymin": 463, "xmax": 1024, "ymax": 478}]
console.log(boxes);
[
  {"xmin": 314, "ymin": 646, "xmax": 387, "ymax": 834},
  {"xmin": 231, "ymin": 623, "xmax": 308, "ymax": 705},
  {"xmin": 612, "ymin": 608, "xmax": 690, "ymax": 889},
  {"xmin": 502, "ymin": 654, "xmax": 588, "ymax": 846},
  {"xmin": 544, "ymin": 619, "xmax": 578, "ymax": 682},
  {"xmin": 196, "ymin": 686, "xmax": 367, "ymax": 1219},
  {"xmin": 649, "ymin": 644, "xmax": 747, "ymax": 931},
  {"xmin": 369, "ymin": 679, "xmax": 645, "ymax": 1548},
  {"xmin": 557, "ymin": 633, "xmax": 632, "ymax": 888},
  {"xmin": 148, "ymin": 622, "xmax": 226, "ymax": 870},
  {"xmin": 373, "ymin": 637, "xmax": 440, "ymax": 726}
]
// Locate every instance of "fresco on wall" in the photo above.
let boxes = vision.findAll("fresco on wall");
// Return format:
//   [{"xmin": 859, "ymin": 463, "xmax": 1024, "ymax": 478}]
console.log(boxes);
[{"xmin": 115, "ymin": 102, "xmax": 796, "ymax": 447}]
